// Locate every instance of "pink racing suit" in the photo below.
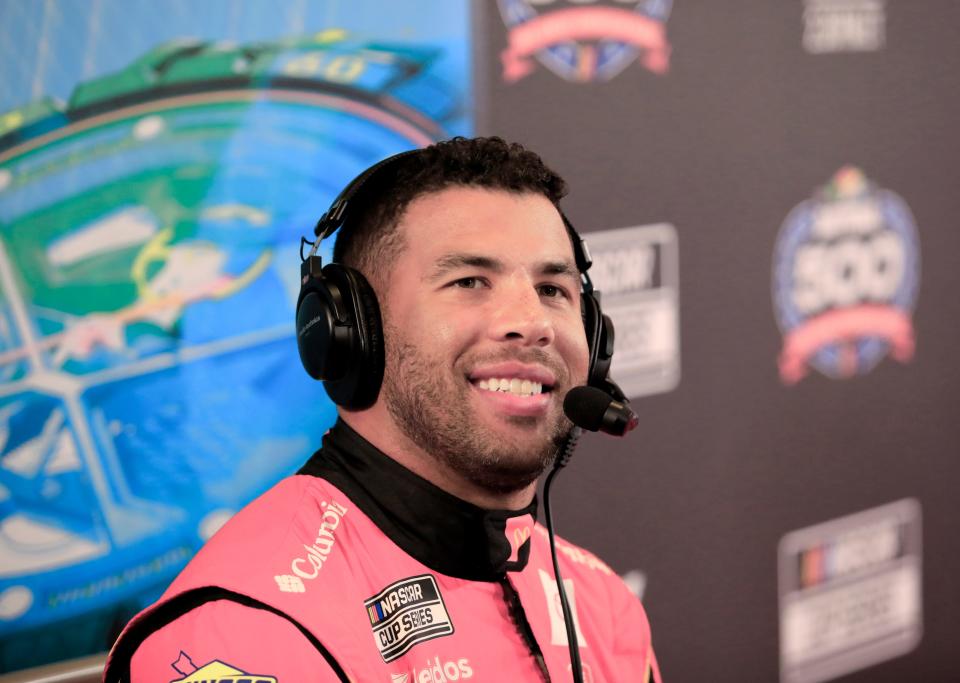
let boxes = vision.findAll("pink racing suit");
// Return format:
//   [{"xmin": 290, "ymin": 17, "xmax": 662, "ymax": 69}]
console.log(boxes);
[{"xmin": 104, "ymin": 420, "xmax": 661, "ymax": 683}]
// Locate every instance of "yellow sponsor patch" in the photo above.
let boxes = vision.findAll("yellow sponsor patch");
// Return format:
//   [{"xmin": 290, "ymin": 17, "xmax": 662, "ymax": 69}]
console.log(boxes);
[{"xmin": 170, "ymin": 651, "xmax": 277, "ymax": 683}]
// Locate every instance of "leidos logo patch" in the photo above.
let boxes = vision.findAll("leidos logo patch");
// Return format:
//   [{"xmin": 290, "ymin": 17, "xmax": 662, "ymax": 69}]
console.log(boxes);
[
  {"xmin": 389, "ymin": 656, "xmax": 473, "ymax": 683},
  {"xmin": 170, "ymin": 651, "xmax": 276, "ymax": 683},
  {"xmin": 773, "ymin": 167, "xmax": 920, "ymax": 384},
  {"xmin": 497, "ymin": 0, "xmax": 673, "ymax": 83},
  {"xmin": 365, "ymin": 575, "xmax": 454, "ymax": 663}
]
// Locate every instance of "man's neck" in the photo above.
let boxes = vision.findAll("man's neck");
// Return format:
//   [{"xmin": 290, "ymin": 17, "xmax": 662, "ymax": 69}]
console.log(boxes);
[{"xmin": 338, "ymin": 408, "xmax": 537, "ymax": 511}]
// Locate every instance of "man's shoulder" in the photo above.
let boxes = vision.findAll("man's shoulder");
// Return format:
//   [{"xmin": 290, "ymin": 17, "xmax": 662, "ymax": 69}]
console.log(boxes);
[
  {"xmin": 530, "ymin": 524, "xmax": 618, "ymax": 580},
  {"xmin": 161, "ymin": 474, "xmax": 358, "ymax": 597},
  {"xmin": 206, "ymin": 474, "xmax": 349, "ymax": 541},
  {"xmin": 526, "ymin": 523, "xmax": 647, "ymax": 619},
  {"xmin": 520, "ymin": 523, "xmax": 657, "ymax": 676},
  {"xmin": 237, "ymin": 473, "xmax": 346, "ymax": 516},
  {"xmin": 125, "ymin": 594, "xmax": 344, "ymax": 682},
  {"xmin": 105, "ymin": 475, "xmax": 386, "ymax": 681}
]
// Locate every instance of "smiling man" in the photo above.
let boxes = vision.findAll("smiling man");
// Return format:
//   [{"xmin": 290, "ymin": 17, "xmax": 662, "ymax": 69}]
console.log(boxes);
[
  {"xmin": 356, "ymin": 185, "xmax": 587, "ymax": 510},
  {"xmin": 104, "ymin": 138, "xmax": 661, "ymax": 683}
]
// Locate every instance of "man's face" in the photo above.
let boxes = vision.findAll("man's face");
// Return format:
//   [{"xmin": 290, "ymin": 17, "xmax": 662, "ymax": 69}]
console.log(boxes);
[{"xmin": 378, "ymin": 186, "xmax": 590, "ymax": 495}]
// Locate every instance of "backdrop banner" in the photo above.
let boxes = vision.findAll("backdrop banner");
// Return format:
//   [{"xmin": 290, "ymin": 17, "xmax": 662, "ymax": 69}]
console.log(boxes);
[{"xmin": 476, "ymin": 1, "xmax": 958, "ymax": 681}]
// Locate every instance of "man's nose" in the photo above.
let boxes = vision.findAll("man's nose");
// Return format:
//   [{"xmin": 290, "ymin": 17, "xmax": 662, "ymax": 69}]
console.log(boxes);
[{"xmin": 488, "ymin": 281, "xmax": 555, "ymax": 346}]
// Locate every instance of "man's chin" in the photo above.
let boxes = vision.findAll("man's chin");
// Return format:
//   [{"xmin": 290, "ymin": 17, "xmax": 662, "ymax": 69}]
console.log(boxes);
[
  {"xmin": 482, "ymin": 421, "xmax": 571, "ymax": 472},
  {"xmin": 461, "ymin": 448, "xmax": 555, "ymax": 496},
  {"xmin": 479, "ymin": 414, "xmax": 556, "ymax": 450}
]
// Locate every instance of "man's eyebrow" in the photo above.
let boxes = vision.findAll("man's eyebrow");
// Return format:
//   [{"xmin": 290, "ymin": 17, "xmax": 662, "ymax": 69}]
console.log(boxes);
[
  {"xmin": 540, "ymin": 260, "xmax": 580, "ymax": 279},
  {"xmin": 427, "ymin": 253, "xmax": 503, "ymax": 280},
  {"xmin": 426, "ymin": 254, "xmax": 582, "ymax": 282}
]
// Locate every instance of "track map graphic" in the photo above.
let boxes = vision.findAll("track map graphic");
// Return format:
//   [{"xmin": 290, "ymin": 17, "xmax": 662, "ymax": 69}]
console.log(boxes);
[{"xmin": 0, "ymin": 23, "xmax": 467, "ymax": 668}]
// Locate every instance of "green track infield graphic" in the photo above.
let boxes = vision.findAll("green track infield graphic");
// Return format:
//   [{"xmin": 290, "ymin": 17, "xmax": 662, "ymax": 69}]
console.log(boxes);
[{"xmin": 0, "ymin": 30, "xmax": 465, "ymax": 668}]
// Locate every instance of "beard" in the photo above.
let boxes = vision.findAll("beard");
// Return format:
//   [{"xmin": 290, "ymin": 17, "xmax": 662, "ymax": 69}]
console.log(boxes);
[{"xmin": 381, "ymin": 322, "xmax": 573, "ymax": 496}]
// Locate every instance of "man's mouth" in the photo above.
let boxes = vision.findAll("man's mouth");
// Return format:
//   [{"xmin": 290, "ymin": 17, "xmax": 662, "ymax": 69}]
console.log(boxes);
[
  {"xmin": 475, "ymin": 378, "xmax": 545, "ymax": 397},
  {"xmin": 467, "ymin": 362, "xmax": 557, "ymax": 407}
]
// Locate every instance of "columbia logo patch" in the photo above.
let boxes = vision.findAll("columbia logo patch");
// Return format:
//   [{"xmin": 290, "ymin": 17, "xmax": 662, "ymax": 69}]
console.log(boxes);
[
  {"xmin": 274, "ymin": 574, "xmax": 305, "ymax": 593},
  {"xmin": 364, "ymin": 575, "xmax": 454, "ymax": 662}
]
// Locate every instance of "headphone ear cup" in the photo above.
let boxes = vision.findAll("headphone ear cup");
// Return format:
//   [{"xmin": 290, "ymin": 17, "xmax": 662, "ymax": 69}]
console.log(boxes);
[
  {"xmin": 296, "ymin": 286, "xmax": 332, "ymax": 380},
  {"xmin": 320, "ymin": 264, "xmax": 384, "ymax": 409},
  {"xmin": 346, "ymin": 267, "xmax": 384, "ymax": 409},
  {"xmin": 594, "ymin": 312, "xmax": 614, "ymax": 386},
  {"xmin": 582, "ymin": 292, "xmax": 614, "ymax": 388}
]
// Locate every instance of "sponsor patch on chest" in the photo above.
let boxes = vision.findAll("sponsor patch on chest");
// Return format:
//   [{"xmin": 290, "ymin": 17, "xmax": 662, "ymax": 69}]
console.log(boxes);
[{"xmin": 364, "ymin": 574, "xmax": 454, "ymax": 662}]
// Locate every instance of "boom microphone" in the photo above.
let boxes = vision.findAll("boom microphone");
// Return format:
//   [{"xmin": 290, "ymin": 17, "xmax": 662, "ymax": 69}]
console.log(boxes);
[
  {"xmin": 563, "ymin": 385, "xmax": 638, "ymax": 436},
  {"xmin": 549, "ymin": 383, "xmax": 638, "ymax": 683}
]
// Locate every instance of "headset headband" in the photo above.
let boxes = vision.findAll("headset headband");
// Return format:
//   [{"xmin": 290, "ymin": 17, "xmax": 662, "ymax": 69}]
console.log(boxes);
[
  {"xmin": 312, "ymin": 150, "xmax": 422, "ymax": 243},
  {"xmin": 305, "ymin": 150, "xmax": 597, "ymax": 294}
]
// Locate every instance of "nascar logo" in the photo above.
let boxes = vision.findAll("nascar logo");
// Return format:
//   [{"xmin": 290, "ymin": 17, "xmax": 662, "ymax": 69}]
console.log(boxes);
[
  {"xmin": 365, "ymin": 575, "xmax": 454, "ymax": 663},
  {"xmin": 773, "ymin": 167, "xmax": 920, "ymax": 384}
]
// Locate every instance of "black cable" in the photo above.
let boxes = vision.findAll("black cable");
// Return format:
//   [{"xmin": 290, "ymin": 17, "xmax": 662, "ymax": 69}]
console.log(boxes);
[
  {"xmin": 500, "ymin": 576, "xmax": 551, "ymax": 683},
  {"xmin": 543, "ymin": 427, "xmax": 583, "ymax": 683}
]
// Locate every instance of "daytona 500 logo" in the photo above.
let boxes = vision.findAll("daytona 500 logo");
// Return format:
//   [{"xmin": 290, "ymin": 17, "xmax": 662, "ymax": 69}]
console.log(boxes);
[
  {"xmin": 497, "ymin": 0, "xmax": 672, "ymax": 82},
  {"xmin": 772, "ymin": 167, "xmax": 920, "ymax": 384}
]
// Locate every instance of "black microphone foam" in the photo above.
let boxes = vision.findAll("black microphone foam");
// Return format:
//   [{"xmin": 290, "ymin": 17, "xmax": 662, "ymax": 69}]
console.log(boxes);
[
  {"xmin": 563, "ymin": 385, "xmax": 639, "ymax": 436},
  {"xmin": 563, "ymin": 386, "xmax": 612, "ymax": 431}
]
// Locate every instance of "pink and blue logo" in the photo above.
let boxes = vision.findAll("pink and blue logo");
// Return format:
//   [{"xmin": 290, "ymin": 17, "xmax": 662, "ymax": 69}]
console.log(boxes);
[
  {"xmin": 773, "ymin": 167, "xmax": 920, "ymax": 384},
  {"xmin": 497, "ymin": 0, "xmax": 672, "ymax": 83}
]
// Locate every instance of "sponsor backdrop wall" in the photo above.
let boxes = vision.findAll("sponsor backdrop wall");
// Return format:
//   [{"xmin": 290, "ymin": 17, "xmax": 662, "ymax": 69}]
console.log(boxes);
[
  {"xmin": 0, "ymin": 0, "xmax": 470, "ymax": 671},
  {"xmin": 1, "ymin": 1, "xmax": 958, "ymax": 681},
  {"xmin": 477, "ymin": 1, "xmax": 958, "ymax": 682}
]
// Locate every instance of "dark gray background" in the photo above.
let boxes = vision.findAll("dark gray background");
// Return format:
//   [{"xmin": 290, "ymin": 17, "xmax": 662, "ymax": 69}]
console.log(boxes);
[{"xmin": 475, "ymin": 2, "xmax": 960, "ymax": 680}]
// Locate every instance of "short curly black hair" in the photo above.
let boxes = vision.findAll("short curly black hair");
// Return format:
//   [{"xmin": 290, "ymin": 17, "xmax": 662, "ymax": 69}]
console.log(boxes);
[{"xmin": 332, "ymin": 136, "xmax": 568, "ymax": 289}]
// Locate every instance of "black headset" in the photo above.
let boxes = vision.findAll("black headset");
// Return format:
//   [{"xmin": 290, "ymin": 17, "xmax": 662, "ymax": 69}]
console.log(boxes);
[{"xmin": 295, "ymin": 149, "xmax": 617, "ymax": 410}]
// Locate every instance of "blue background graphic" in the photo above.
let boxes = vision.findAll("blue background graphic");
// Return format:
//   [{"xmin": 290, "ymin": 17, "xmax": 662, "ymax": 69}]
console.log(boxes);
[{"xmin": 0, "ymin": 0, "xmax": 471, "ymax": 670}]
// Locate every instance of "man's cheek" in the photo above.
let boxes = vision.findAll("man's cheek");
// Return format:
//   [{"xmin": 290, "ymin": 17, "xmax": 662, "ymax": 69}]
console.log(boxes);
[
  {"xmin": 568, "ymin": 323, "xmax": 592, "ymax": 384},
  {"xmin": 434, "ymin": 321, "xmax": 460, "ymax": 343}
]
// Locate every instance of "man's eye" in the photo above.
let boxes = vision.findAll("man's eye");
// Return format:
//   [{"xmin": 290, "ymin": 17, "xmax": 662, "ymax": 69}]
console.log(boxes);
[
  {"xmin": 538, "ymin": 284, "xmax": 564, "ymax": 298},
  {"xmin": 454, "ymin": 277, "xmax": 482, "ymax": 289}
]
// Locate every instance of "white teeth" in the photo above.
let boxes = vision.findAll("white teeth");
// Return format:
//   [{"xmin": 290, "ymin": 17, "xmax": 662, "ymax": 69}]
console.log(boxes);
[{"xmin": 475, "ymin": 377, "xmax": 545, "ymax": 396}]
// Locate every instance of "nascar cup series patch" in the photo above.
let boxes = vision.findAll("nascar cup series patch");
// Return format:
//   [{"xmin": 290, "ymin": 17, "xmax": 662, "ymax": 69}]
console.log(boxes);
[
  {"xmin": 365, "ymin": 575, "xmax": 454, "ymax": 663},
  {"xmin": 772, "ymin": 167, "xmax": 920, "ymax": 385},
  {"xmin": 497, "ymin": 0, "xmax": 673, "ymax": 83}
]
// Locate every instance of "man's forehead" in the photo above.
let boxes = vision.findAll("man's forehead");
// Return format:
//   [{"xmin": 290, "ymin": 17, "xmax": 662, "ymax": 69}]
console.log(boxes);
[
  {"xmin": 397, "ymin": 186, "xmax": 573, "ymax": 254},
  {"xmin": 424, "ymin": 252, "xmax": 580, "ymax": 282}
]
